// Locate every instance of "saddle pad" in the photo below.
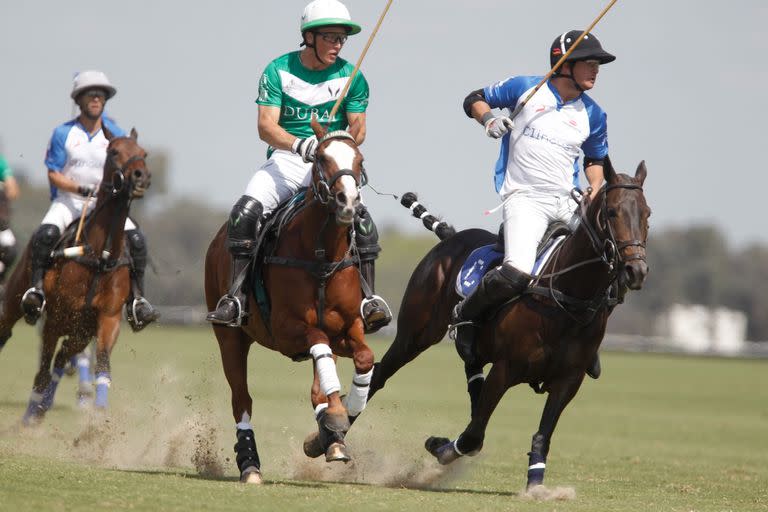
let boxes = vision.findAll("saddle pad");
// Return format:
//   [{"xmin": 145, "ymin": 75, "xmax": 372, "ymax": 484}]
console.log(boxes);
[
  {"xmin": 455, "ymin": 235, "xmax": 567, "ymax": 298},
  {"xmin": 531, "ymin": 235, "xmax": 566, "ymax": 276},
  {"xmin": 456, "ymin": 245, "xmax": 504, "ymax": 298}
]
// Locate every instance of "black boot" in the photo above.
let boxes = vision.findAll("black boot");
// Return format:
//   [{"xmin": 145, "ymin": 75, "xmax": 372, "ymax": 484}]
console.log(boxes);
[
  {"xmin": 125, "ymin": 229, "xmax": 160, "ymax": 332},
  {"xmin": 21, "ymin": 224, "xmax": 60, "ymax": 325},
  {"xmin": 0, "ymin": 237, "xmax": 18, "ymax": 285},
  {"xmin": 452, "ymin": 263, "xmax": 531, "ymax": 362},
  {"xmin": 355, "ymin": 206, "xmax": 392, "ymax": 333},
  {"xmin": 207, "ymin": 196, "xmax": 263, "ymax": 326}
]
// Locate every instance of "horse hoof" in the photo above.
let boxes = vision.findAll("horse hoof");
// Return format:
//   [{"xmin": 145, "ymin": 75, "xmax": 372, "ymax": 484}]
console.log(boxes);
[
  {"xmin": 424, "ymin": 436, "xmax": 460, "ymax": 465},
  {"xmin": 325, "ymin": 442, "xmax": 351, "ymax": 463},
  {"xmin": 240, "ymin": 466, "xmax": 263, "ymax": 485},
  {"xmin": 302, "ymin": 431, "xmax": 325, "ymax": 458}
]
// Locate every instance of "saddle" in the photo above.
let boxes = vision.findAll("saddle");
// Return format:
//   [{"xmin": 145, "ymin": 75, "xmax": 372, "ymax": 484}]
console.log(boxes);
[
  {"xmin": 456, "ymin": 221, "xmax": 571, "ymax": 298},
  {"xmin": 248, "ymin": 189, "xmax": 312, "ymax": 327},
  {"xmin": 49, "ymin": 212, "xmax": 132, "ymax": 270}
]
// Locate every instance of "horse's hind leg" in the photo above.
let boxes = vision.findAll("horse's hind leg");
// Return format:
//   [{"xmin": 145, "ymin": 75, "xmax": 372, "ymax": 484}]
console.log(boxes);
[
  {"xmin": 426, "ymin": 361, "xmax": 512, "ymax": 465},
  {"xmin": 215, "ymin": 326, "xmax": 261, "ymax": 484},
  {"xmin": 525, "ymin": 375, "xmax": 584, "ymax": 489},
  {"xmin": 22, "ymin": 325, "xmax": 59, "ymax": 425}
]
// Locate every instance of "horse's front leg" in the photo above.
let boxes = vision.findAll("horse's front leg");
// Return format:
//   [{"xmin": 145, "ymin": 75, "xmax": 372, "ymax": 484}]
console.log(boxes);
[
  {"xmin": 214, "ymin": 326, "xmax": 261, "ymax": 484},
  {"xmin": 526, "ymin": 374, "xmax": 584, "ymax": 489},
  {"xmin": 22, "ymin": 323, "xmax": 59, "ymax": 425},
  {"xmin": 426, "ymin": 360, "xmax": 512, "ymax": 465},
  {"xmin": 304, "ymin": 328, "xmax": 350, "ymax": 463},
  {"xmin": 93, "ymin": 313, "xmax": 121, "ymax": 409}
]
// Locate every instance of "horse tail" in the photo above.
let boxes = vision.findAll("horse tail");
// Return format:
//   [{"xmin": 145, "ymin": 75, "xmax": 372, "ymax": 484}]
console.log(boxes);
[{"xmin": 400, "ymin": 192, "xmax": 456, "ymax": 241}]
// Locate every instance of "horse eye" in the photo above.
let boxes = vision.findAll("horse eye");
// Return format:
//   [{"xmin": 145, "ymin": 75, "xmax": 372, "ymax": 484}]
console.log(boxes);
[{"xmin": 607, "ymin": 208, "xmax": 618, "ymax": 218}]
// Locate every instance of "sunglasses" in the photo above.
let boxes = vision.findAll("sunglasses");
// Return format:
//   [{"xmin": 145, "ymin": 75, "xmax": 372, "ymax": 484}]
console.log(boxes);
[
  {"xmin": 83, "ymin": 90, "xmax": 107, "ymax": 101},
  {"xmin": 316, "ymin": 32, "xmax": 348, "ymax": 45}
]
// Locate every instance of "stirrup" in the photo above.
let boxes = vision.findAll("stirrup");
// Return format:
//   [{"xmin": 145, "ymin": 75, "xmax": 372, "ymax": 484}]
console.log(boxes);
[
  {"xmin": 21, "ymin": 287, "xmax": 46, "ymax": 324},
  {"xmin": 127, "ymin": 297, "xmax": 159, "ymax": 332},
  {"xmin": 447, "ymin": 320, "xmax": 474, "ymax": 341},
  {"xmin": 360, "ymin": 295, "xmax": 392, "ymax": 332},
  {"xmin": 208, "ymin": 295, "xmax": 246, "ymax": 327}
]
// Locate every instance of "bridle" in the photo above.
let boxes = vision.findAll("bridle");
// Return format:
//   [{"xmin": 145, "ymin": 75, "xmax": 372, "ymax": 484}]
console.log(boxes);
[
  {"xmin": 580, "ymin": 182, "xmax": 647, "ymax": 271},
  {"xmin": 311, "ymin": 130, "xmax": 363, "ymax": 207}
]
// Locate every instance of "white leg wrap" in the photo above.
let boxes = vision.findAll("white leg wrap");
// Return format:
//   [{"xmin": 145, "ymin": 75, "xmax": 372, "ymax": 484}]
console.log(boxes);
[
  {"xmin": 314, "ymin": 402, "xmax": 329, "ymax": 418},
  {"xmin": 236, "ymin": 411, "xmax": 252, "ymax": 431},
  {"xmin": 310, "ymin": 344, "xmax": 340, "ymax": 397},
  {"xmin": 344, "ymin": 368, "xmax": 373, "ymax": 417}
]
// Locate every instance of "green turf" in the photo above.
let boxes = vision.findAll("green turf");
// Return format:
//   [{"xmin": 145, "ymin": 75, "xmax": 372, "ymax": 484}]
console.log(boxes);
[{"xmin": 0, "ymin": 324, "xmax": 766, "ymax": 511}]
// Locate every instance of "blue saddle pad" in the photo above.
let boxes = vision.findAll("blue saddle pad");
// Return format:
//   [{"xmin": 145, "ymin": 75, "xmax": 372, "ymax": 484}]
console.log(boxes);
[{"xmin": 456, "ymin": 245, "xmax": 504, "ymax": 298}]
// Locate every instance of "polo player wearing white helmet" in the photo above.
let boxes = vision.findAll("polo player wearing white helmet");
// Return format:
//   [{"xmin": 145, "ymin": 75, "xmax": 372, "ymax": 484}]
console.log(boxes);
[
  {"xmin": 207, "ymin": 0, "xmax": 392, "ymax": 333},
  {"xmin": 456, "ymin": 31, "xmax": 616, "ymax": 379},
  {"xmin": 21, "ymin": 70, "xmax": 160, "ymax": 331}
]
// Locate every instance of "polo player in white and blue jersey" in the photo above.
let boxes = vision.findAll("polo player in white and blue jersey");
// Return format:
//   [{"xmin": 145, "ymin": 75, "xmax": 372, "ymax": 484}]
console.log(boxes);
[
  {"xmin": 21, "ymin": 70, "xmax": 159, "ymax": 331},
  {"xmin": 455, "ymin": 30, "xmax": 616, "ymax": 379}
]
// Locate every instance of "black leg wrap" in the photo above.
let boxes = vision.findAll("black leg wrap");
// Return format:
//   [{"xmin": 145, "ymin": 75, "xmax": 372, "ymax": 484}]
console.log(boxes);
[
  {"xmin": 455, "ymin": 431, "xmax": 483, "ymax": 455},
  {"xmin": 316, "ymin": 408, "xmax": 348, "ymax": 448},
  {"xmin": 234, "ymin": 428, "xmax": 261, "ymax": 473},
  {"xmin": 526, "ymin": 432, "xmax": 548, "ymax": 488}
]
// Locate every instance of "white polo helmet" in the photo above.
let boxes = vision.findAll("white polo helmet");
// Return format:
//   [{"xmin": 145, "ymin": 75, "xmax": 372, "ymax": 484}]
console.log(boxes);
[
  {"xmin": 70, "ymin": 70, "xmax": 117, "ymax": 100},
  {"xmin": 301, "ymin": 0, "xmax": 361, "ymax": 35}
]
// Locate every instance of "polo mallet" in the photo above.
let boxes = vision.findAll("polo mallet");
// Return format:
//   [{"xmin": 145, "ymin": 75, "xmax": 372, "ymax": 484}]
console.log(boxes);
[
  {"xmin": 74, "ymin": 190, "xmax": 94, "ymax": 244},
  {"xmin": 327, "ymin": 0, "xmax": 394, "ymax": 124},
  {"xmin": 508, "ymin": 0, "xmax": 618, "ymax": 121}
]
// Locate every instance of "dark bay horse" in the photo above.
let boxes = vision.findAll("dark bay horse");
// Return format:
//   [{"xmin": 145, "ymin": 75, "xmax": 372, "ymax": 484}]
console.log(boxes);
[
  {"xmin": 204, "ymin": 119, "xmax": 375, "ymax": 484},
  {"xmin": 0, "ymin": 128, "xmax": 151, "ymax": 424},
  {"xmin": 362, "ymin": 157, "xmax": 650, "ymax": 489}
]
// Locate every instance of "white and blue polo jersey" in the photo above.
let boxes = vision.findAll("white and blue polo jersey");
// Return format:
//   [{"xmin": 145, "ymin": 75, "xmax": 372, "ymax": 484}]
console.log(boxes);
[
  {"xmin": 44, "ymin": 116, "xmax": 125, "ymax": 200},
  {"xmin": 483, "ymin": 76, "xmax": 608, "ymax": 197}
]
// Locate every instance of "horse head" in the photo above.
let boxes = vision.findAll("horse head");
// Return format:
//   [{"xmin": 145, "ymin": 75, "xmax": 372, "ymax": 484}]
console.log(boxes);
[
  {"xmin": 309, "ymin": 117, "xmax": 362, "ymax": 225},
  {"xmin": 103, "ymin": 127, "xmax": 151, "ymax": 200},
  {"xmin": 594, "ymin": 156, "xmax": 651, "ymax": 290}
]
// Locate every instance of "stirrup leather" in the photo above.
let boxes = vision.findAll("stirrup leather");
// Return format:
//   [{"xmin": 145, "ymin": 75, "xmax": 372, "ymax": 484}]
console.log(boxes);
[
  {"xmin": 213, "ymin": 295, "xmax": 246, "ymax": 327},
  {"xmin": 21, "ymin": 287, "xmax": 46, "ymax": 314}
]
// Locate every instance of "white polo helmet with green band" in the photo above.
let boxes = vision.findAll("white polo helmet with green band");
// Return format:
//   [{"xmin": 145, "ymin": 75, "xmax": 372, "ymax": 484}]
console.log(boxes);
[{"xmin": 301, "ymin": 0, "xmax": 361, "ymax": 35}]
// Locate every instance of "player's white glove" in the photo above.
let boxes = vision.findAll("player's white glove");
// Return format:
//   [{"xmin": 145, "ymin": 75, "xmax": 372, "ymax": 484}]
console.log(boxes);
[
  {"xmin": 292, "ymin": 136, "xmax": 318, "ymax": 163},
  {"xmin": 483, "ymin": 114, "xmax": 515, "ymax": 139}
]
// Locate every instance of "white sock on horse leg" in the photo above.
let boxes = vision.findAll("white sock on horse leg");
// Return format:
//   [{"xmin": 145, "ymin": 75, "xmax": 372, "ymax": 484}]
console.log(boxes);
[
  {"xmin": 310, "ymin": 344, "xmax": 340, "ymax": 397},
  {"xmin": 314, "ymin": 402, "xmax": 329, "ymax": 419},
  {"xmin": 344, "ymin": 368, "xmax": 373, "ymax": 417},
  {"xmin": 236, "ymin": 411, "xmax": 252, "ymax": 431}
]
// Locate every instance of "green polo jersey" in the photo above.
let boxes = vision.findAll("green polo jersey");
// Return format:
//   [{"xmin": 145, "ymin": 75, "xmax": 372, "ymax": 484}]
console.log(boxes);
[
  {"xmin": 0, "ymin": 155, "xmax": 12, "ymax": 181},
  {"xmin": 257, "ymin": 51, "xmax": 369, "ymax": 156}
]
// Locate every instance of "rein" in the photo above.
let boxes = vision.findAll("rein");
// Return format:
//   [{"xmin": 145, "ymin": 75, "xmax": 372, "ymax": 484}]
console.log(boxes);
[
  {"xmin": 527, "ymin": 182, "xmax": 646, "ymax": 324},
  {"xmin": 265, "ymin": 131, "xmax": 361, "ymax": 329}
]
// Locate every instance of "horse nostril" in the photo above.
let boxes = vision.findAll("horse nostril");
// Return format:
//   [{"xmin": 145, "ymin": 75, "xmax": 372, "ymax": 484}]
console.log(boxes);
[{"xmin": 133, "ymin": 169, "xmax": 143, "ymax": 179}]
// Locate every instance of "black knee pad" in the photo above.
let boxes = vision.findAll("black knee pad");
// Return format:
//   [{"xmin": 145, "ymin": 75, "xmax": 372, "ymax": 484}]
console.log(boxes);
[
  {"xmin": 355, "ymin": 206, "xmax": 380, "ymax": 262},
  {"xmin": 0, "ymin": 243, "xmax": 17, "ymax": 267},
  {"xmin": 125, "ymin": 229, "xmax": 146, "ymax": 254},
  {"xmin": 227, "ymin": 196, "xmax": 263, "ymax": 256}
]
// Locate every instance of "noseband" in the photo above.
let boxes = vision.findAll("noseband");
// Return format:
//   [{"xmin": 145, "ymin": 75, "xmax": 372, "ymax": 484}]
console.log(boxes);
[{"xmin": 102, "ymin": 154, "xmax": 147, "ymax": 196}]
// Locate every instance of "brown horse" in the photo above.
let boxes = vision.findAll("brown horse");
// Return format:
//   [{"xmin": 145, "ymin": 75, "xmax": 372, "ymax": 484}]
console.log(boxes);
[
  {"xmin": 359, "ymin": 157, "xmax": 650, "ymax": 489},
  {"xmin": 0, "ymin": 128, "xmax": 151, "ymax": 424},
  {"xmin": 204, "ymin": 119, "xmax": 375, "ymax": 484}
]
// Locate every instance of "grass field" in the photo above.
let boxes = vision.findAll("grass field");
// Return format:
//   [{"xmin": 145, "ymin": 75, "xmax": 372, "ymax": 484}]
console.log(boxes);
[{"xmin": 0, "ymin": 324, "xmax": 766, "ymax": 511}]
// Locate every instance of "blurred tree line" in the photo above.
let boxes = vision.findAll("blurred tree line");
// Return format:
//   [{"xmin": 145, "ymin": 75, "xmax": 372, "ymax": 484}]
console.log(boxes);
[{"xmin": 6, "ymin": 157, "xmax": 768, "ymax": 340}]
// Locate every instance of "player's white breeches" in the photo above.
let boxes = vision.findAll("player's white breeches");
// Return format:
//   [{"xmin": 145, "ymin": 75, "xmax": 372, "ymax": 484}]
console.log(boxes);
[
  {"xmin": 244, "ymin": 150, "xmax": 312, "ymax": 215},
  {"xmin": 501, "ymin": 190, "xmax": 578, "ymax": 273},
  {"xmin": 40, "ymin": 195, "xmax": 136, "ymax": 232}
]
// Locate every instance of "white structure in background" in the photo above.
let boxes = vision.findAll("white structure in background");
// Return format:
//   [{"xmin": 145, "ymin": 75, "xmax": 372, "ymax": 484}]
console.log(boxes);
[{"xmin": 655, "ymin": 304, "xmax": 747, "ymax": 354}]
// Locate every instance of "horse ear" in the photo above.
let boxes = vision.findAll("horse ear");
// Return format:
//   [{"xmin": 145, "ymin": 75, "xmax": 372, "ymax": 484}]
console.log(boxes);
[
  {"xmin": 635, "ymin": 160, "xmax": 647, "ymax": 185},
  {"xmin": 311, "ymin": 115, "xmax": 327, "ymax": 139},
  {"xmin": 130, "ymin": 127, "xmax": 138, "ymax": 140},
  {"xmin": 102, "ymin": 123, "xmax": 115, "ymax": 141},
  {"xmin": 603, "ymin": 154, "xmax": 617, "ymax": 182}
]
